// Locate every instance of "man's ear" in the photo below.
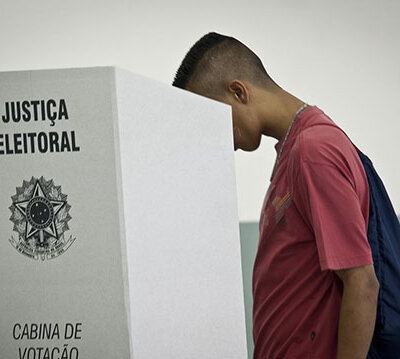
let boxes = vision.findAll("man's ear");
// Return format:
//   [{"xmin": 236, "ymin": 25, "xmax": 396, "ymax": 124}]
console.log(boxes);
[{"xmin": 227, "ymin": 80, "xmax": 249, "ymax": 104}]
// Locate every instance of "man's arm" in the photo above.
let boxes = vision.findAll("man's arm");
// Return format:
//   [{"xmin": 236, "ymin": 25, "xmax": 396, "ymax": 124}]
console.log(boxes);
[{"xmin": 335, "ymin": 264, "xmax": 379, "ymax": 359}]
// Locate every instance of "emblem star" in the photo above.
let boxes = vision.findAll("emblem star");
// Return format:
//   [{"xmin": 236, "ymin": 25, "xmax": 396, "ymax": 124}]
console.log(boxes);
[{"xmin": 14, "ymin": 180, "xmax": 66, "ymax": 243}]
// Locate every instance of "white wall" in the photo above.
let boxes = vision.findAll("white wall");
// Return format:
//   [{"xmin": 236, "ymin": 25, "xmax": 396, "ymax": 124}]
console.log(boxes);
[{"xmin": 1, "ymin": 0, "xmax": 399, "ymax": 221}]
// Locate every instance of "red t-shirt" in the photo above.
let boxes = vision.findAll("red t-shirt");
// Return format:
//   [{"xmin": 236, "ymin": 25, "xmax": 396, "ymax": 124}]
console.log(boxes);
[{"xmin": 253, "ymin": 105, "xmax": 373, "ymax": 358}]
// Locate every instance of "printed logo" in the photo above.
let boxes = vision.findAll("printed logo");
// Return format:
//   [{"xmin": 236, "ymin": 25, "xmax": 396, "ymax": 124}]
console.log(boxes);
[
  {"xmin": 261, "ymin": 186, "xmax": 293, "ymax": 231},
  {"xmin": 9, "ymin": 176, "xmax": 75, "ymax": 260},
  {"xmin": 272, "ymin": 189, "xmax": 292, "ymax": 225}
]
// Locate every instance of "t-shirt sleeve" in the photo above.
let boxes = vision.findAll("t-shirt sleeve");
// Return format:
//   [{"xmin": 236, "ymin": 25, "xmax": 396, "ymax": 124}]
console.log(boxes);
[{"xmin": 293, "ymin": 128, "xmax": 373, "ymax": 271}]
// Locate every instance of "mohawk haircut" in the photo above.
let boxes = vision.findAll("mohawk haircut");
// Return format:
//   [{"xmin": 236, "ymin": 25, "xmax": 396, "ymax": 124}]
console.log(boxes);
[{"xmin": 172, "ymin": 32, "xmax": 276, "ymax": 98}]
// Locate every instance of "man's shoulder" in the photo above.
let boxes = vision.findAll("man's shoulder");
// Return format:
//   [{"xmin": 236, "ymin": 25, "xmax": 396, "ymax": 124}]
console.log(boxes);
[
  {"xmin": 301, "ymin": 107, "xmax": 348, "ymax": 145},
  {"xmin": 297, "ymin": 108, "xmax": 356, "ymax": 165},
  {"xmin": 287, "ymin": 107, "xmax": 361, "ymax": 185}
]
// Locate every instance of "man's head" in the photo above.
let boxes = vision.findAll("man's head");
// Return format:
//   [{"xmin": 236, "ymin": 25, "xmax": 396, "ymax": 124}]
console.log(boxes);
[{"xmin": 173, "ymin": 32, "xmax": 279, "ymax": 151}]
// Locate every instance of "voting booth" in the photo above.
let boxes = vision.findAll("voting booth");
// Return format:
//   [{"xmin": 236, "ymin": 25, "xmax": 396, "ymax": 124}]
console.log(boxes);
[{"xmin": 0, "ymin": 67, "xmax": 248, "ymax": 358}]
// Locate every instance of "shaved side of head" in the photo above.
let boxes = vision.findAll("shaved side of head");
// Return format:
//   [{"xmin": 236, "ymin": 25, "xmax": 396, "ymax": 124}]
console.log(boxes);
[{"xmin": 173, "ymin": 32, "xmax": 278, "ymax": 100}]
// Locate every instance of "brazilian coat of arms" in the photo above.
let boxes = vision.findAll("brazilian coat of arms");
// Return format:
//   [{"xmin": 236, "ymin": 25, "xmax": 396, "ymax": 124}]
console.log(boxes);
[{"xmin": 9, "ymin": 176, "xmax": 75, "ymax": 260}]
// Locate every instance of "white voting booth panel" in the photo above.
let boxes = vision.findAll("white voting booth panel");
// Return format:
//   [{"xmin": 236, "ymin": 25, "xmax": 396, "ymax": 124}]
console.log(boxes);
[{"xmin": 0, "ymin": 67, "xmax": 248, "ymax": 359}]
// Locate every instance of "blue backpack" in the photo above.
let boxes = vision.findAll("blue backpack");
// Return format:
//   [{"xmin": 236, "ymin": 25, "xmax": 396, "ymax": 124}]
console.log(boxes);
[{"xmin": 357, "ymin": 151, "xmax": 400, "ymax": 358}]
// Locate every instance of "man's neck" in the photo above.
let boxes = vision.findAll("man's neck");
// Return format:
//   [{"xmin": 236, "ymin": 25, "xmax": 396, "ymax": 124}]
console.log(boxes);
[{"xmin": 258, "ymin": 89, "xmax": 306, "ymax": 141}]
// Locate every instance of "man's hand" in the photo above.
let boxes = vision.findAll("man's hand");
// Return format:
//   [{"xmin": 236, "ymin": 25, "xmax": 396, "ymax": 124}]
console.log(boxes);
[{"xmin": 335, "ymin": 264, "xmax": 379, "ymax": 359}]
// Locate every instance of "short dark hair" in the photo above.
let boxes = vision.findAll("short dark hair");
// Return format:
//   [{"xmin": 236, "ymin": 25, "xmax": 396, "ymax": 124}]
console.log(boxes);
[{"xmin": 172, "ymin": 32, "xmax": 276, "ymax": 97}]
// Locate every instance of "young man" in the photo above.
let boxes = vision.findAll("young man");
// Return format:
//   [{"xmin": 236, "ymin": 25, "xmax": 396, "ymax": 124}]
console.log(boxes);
[{"xmin": 172, "ymin": 32, "xmax": 380, "ymax": 358}]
